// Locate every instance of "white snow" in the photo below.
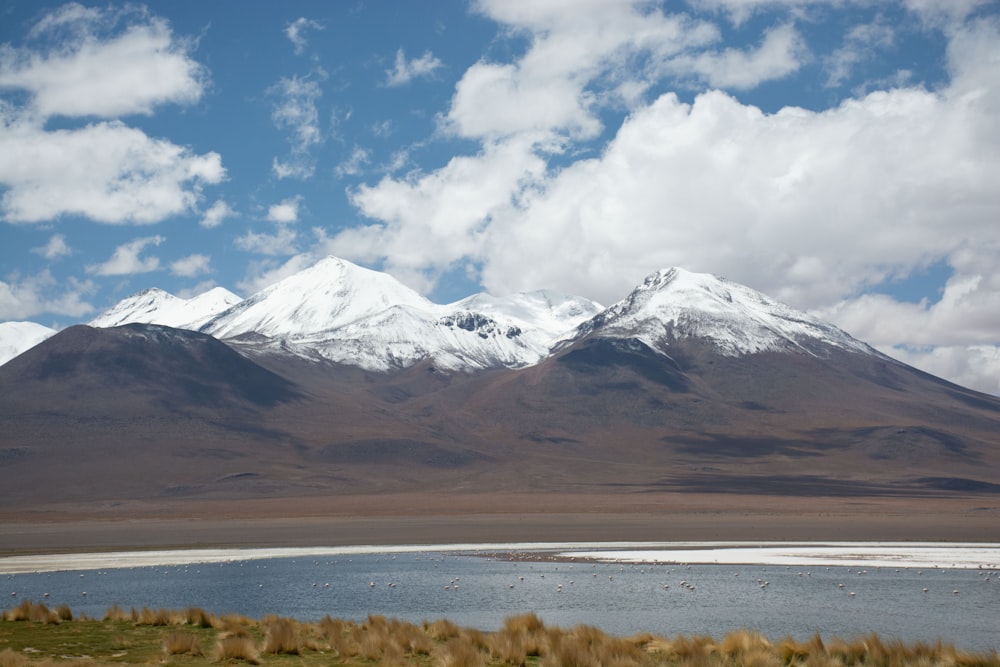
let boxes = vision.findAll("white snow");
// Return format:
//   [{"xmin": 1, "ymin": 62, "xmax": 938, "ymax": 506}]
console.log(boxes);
[
  {"xmin": 204, "ymin": 256, "xmax": 602, "ymax": 371},
  {"xmin": 78, "ymin": 258, "xmax": 881, "ymax": 373},
  {"xmin": 90, "ymin": 286, "xmax": 241, "ymax": 330},
  {"xmin": 0, "ymin": 321, "xmax": 57, "ymax": 366},
  {"xmin": 570, "ymin": 267, "xmax": 877, "ymax": 358}
]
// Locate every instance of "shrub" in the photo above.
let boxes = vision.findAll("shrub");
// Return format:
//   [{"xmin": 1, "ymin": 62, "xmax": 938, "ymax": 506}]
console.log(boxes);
[{"xmin": 162, "ymin": 630, "xmax": 202, "ymax": 656}]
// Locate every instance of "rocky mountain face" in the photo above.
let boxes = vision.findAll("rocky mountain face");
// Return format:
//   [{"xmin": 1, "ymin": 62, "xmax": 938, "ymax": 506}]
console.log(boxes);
[{"xmin": 2, "ymin": 257, "xmax": 999, "ymax": 508}]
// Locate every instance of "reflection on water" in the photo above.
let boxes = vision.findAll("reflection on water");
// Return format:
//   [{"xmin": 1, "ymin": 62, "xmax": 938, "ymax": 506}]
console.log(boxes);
[{"xmin": 4, "ymin": 551, "xmax": 998, "ymax": 652}]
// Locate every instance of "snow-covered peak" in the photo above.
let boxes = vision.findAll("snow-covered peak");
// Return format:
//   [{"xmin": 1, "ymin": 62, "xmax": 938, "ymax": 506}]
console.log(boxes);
[
  {"xmin": 452, "ymin": 289, "xmax": 603, "ymax": 341},
  {"xmin": 0, "ymin": 321, "xmax": 57, "ymax": 366},
  {"xmin": 200, "ymin": 256, "xmax": 433, "ymax": 340},
  {"xmin": 90, "ymin": 286, "xmax": 242, "ymax": 330},
  {"xmin": 574, "ymin": 267, "xmax": 876, "ymax": 357}
]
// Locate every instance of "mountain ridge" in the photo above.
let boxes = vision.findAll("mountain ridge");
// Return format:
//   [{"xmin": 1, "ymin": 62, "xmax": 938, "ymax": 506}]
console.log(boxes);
[{"xmin": 20, "ymin": 256, "xmax": 888, "ymax": 375}]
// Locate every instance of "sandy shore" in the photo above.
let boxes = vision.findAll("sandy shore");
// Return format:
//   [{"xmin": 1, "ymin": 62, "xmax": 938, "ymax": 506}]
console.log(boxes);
[{"xmin": 2, "ymin": 492, "xmax": 998, "ymax": 559}]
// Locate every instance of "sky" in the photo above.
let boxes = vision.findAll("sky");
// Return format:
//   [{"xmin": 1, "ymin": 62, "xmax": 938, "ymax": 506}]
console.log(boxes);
[{"xmin": 0, "ymin": 0, "xmax": 999, "ymax": 395}]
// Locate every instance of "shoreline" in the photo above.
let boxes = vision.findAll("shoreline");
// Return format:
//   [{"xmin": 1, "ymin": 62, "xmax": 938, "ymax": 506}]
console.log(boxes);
[{"xmin": 2, "ymin": 541, "xmax": 999, "ymax": 575}]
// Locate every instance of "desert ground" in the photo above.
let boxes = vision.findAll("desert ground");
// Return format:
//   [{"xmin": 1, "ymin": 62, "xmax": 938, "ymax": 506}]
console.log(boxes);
[{"xmin": 2, "ymin": 492, "xmax": 997, "ymax": 557}]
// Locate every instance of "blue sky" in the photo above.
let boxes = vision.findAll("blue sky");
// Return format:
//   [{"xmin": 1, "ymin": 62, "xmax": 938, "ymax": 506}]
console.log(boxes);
[{"xmin": 1, "ymin": 0, "xmax": 999, "ymax": 394}]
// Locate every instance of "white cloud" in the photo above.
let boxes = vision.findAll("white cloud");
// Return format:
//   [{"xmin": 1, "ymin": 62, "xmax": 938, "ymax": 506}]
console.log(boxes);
[
  {"xmin": 0, "ymin": 4, "xmax": 205, "ymax": 119},
  {"xmin": 236, "ymin": 254, "xmax": 317, "ymax": 295},
  {"xmin": 885, "ymin": 344, "xmax": 1000, "ymax": 396},
  {"xmin": 0, "ymin": 4, "xmax": 224, "ymax": 226},
  {"xmin": 903, "ymin": 0, "xmax": 994, "ymax": 26},
  {"xmin": 267, "ymin": 197, "xmax": 301, "ymax": 224},
  {"xmin": 285, "ymin": 17, "xmax": 323, "ymax": 55},
  {"xmin": 385, "ymin": 49, "xmax": 443, "ymax": 86},
  {"xmin": 340, "ymin": 135, "xmax": 546, "ymax": 274},
  {"xmin": 235, "ymin": 198, "xmax": 301, "ymax": 256},
  {"xmin": 170, "ymin": 253, "xmax": 211, "ymax": 277},
  {"xmin": 86, "ymin": 235, "xmax": 164, "ymax": 276},
  {"xmin": 200, "ymin": 199, "xmax": 235, "ymax": 229},
  {"xmin": 446, "ymin": 0, "xmax": 718, "ymax": 140},
  {"xmin": 824, "ymin": 18, "xmax": 896, "ymax": 88},
  {"xmin": 270, "ymin": 74, "xmax": 323, "ymax": 179},
  {"xmin": 0, "ymin": 116, "xmax": 225, "ymax": 224},
  {"xmin": 334, "ymin": 10, "xmax": 1000, "ymax": 394},
  {"xmin": 235, "ymin": 226, "xmax": 299, "ymax": 256},
  {"xmin": 32, "ymin": 234, "xmax": 72, "ymax": 260},
  {"xmin": 0, "ymin": 269, "xmax": 95, "ymax": 319},
  {"xmin": 334, "ymin": 146, "xmax": 371, "ymax": 178},
  {"xmin": 664, "ymin": 23, "xmax": 805, "ymax": 89}
]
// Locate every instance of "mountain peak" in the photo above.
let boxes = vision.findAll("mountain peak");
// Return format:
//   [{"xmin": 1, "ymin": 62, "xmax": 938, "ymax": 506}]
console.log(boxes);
[
  {"xmin": 574, "ymin": 267, "xmax": 877, "ymax": 358},
  {"xmin": 199, "ymin": 256, "xmax": 432, "ymax": 340}
]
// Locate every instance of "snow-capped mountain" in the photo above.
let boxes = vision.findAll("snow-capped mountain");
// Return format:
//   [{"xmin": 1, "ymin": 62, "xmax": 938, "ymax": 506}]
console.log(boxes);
[
  {"xmin": 200, "ymin": 256, "xmax": 603, "ymax": 371},
  {"xmin": 566, "ymin": 267, "xmax": 878, "ymax": 358},
  {"xmin": 0, "ymin": 321, "xmax": 57, "ymax": 366},
  {"xmin": 89, "ymin": 286, "xmax": 242, "ymax": 330},
  {"xmin": 82, "ymin": 257, "xmax": 883, "ymax": 373}
]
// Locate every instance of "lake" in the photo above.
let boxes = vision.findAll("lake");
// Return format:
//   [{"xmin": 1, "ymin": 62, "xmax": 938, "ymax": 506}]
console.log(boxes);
[{"xmin": 3, "ymin": 544, "xmax": 997, "ymax": 653}]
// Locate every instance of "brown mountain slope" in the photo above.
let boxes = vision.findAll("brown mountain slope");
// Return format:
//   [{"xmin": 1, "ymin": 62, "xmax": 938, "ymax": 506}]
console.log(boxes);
[{"xmin": 2, "ymin": 325, "xmax": 999, "ymax": 512}]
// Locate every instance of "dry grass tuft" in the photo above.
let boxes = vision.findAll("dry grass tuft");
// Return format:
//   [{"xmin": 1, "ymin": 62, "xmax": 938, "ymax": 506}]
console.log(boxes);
[
  {"xmin": 134, "ymin": 607, "xmax": 172, "ymax": 626},
  {"xmin": 434, "ymin": 636, "xmax": 487, "ymax": 667},
  {"xmin": 184, "ymin": 606, "xmax": 214, "ymax": 628},
  {"xmin": 0, "ymin": 648, "xmax": 28, "ymax": 667},
  {"xmin": 102, "ymin": 605, "xmax": 131, "ymax": 623},
  {"xmin": 262, "ymin": 616, "xmax": 301, "ymax": 655},
  {"xmin": 2, "ymin": 601, "xmax": 59, "ymax": 624},
  {"xmin": 215, "ymin": 632, "xmax": 260, "ymax": 664},
  {"xmin": 162, "ymin": 630, "xmax": 203, "ymax": 656},
  {"xmin": 426, "ymin": 618, "xmax": 461, "ymax": 641}
]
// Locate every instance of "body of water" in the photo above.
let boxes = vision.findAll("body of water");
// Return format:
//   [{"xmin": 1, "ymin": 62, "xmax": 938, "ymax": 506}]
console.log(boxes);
[{"xmin": 3, "ymin": 547, "xmax": 998, "ymax": 652}]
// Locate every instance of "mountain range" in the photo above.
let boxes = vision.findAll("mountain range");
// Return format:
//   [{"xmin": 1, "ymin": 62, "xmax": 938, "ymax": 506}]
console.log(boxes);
[{"xmin": 2, "ymin": 256, "xmax": 999, "ymax": 510}]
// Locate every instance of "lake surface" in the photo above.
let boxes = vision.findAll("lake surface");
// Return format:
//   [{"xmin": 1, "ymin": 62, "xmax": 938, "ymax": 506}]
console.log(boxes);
[{"xmin": 3, "ymin": 546, "xmax": 998, "ymax": 652}]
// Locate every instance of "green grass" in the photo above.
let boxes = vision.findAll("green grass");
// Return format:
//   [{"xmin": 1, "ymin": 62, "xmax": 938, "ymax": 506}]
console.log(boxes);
[{"xmin": 1, "ymin": 603, "xmax": 997, "ymax": 667}]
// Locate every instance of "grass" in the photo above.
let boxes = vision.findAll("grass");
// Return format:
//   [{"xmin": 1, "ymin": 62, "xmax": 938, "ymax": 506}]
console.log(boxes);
[{"xmin": 1, "ymin": 603, "xmax": 997, "ymax": 667}]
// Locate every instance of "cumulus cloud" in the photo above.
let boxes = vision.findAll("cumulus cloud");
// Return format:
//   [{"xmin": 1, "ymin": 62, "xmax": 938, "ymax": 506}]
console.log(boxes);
[
  {"xmin": 200, "ymin": 199, "xmax": 235, "ymax": 229},
  {"xmin": 266, "ymin": 197, "xmax": 301, "ymax": 224},
  {"xmin": 446, "ymin": 0, "xmax": 718, "ymax": 140},
  {"xmin": 0, "ymin": 116, "xmax": 224, "ymax": 224},
  {"xmin": 32, "ymin": 234, "xmax": 72, "ymax": 260},
  {"xmin": 235, "ymin": 197, "xmax": 302, "ymax": 256},
  {"xmin": 330, "ymin": 2, "xmax": 1000, "ymax": 394},
  {"xmin": 0, "ymin": 3, "xmax": 205, "ymax": 119},
  {"xmin": 385, "ymin": 49, "xmax": 443, "ymax": 86},
  {"xmin": 170, "ymin": 253, "xmax": 211, "ymax": 277},
  {"xmin": 86, "ymin": 235, "xmax": 164, "ymax": 276},
  {"xmin": 663, "ymin": 23, "xmax": 805, "ymax": 89},
  {"xmin": 0, "ymin": 269, "xmax": 95, "ymax": 320},
  {"xmin": 0, "ymin": 4, "xmax": 224, "ymax": 225}
]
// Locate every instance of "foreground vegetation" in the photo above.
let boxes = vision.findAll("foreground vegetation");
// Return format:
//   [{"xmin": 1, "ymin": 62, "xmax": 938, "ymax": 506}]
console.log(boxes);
[{"xmin": 1, "ymin": 601, "xmax": 997, "ymax": 667}]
